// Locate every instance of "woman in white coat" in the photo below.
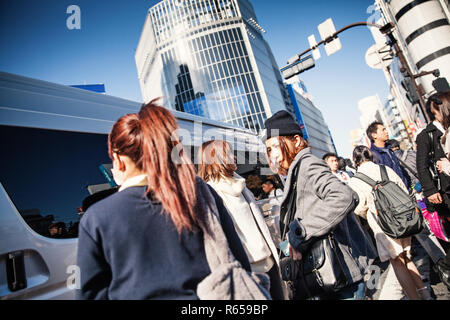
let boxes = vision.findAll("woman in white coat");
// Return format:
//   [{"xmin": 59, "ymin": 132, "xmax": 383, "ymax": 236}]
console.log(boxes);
[
  {"xmin": 198, "ymin": 140, "xmax": 285, "ymax": 300},
  {"xmin": 348, "ymin": 145, "xmax": 429, "ymax": 300}
]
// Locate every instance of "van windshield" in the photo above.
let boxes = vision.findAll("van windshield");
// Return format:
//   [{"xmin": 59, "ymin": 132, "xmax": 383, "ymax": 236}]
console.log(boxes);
[{"xmin": 0, "ymin": 125, "xmax": 111, "ymax": 238}]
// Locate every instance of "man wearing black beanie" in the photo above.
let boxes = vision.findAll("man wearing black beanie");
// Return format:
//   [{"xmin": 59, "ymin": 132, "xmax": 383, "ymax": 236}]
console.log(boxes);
[
  {"xmin": 263, "ymin": 110, "xmax": 376, "ymax": 300},
  {"xmin": 264, "ymin": 110, "xmax": 303, "ymax": 141}
]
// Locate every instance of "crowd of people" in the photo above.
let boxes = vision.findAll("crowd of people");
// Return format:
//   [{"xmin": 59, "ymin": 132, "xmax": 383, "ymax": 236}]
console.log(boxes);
[{"xmin": 75, "ymin": 92, "xmax": 450, "ymax": 300}]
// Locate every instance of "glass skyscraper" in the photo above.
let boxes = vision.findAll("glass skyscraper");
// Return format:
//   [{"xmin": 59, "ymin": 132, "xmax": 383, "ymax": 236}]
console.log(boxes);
[
  {"xmin": 285, "ymin": 78, "xmax": 337, "ymax": 158},
  {"xmin": 135, "ymin": 0, "xmax": 290, "ymax": 132}
]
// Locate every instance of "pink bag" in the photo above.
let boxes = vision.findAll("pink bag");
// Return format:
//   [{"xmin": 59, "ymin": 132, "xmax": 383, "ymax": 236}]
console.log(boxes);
[{"xmin": 417, "ymin": 199, "xmax": 449, "ymax": 242}]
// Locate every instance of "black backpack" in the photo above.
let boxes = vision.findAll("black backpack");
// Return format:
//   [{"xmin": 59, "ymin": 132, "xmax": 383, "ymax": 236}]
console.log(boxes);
[{"xmin": 354, "ymin": 165, "xmax": 424, "ymax": 239}]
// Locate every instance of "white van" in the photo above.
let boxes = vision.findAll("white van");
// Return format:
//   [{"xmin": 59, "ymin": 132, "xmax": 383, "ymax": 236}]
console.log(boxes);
[{"xmin": 0, "ymin": 71, "xmax": 273, "ymax": 299}]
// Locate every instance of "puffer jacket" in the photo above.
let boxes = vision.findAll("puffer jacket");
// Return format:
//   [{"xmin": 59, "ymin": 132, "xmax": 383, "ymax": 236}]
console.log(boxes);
[{"xmin": 281, "ymin": 148, "xmax": 376, "ymax": 284}]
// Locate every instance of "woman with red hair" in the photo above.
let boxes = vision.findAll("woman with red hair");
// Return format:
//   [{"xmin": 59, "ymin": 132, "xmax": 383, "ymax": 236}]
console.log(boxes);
[
  {"xmin": 198, "ymin": 140, "xmax": 285, "ymax": 300},
  {"xmin": 76, "ymin": 100, "xmax": 251, "ymax": 299}
]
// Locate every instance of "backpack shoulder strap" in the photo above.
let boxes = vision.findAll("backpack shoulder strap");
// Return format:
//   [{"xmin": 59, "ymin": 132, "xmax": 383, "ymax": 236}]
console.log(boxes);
[
  {"xmin": 401, "ymin": 150, "xmax": 408, "ymax": 162},
  {"xmin": 353, "ymin": 172, "xmax": 378, "ymax": 188},
  {"xmin": 379, "ymin": 164, "xmax": 389, "ymax": 182}
]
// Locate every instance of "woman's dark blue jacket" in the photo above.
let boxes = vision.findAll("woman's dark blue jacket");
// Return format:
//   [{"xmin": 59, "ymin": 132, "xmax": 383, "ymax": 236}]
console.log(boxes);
[{"xmin": 76, "ymin": 178, "xmax": 251, "ymax": 300}]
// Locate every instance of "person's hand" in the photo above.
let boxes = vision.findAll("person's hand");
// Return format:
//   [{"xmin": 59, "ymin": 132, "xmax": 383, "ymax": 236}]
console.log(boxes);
[
  {"xmin": 289, "ymin": 244, "xmax": 302, "ymax": 261},
  {"xmin": 428, "ymin": 192, "xmax": 443, "ymax": 204},
  {"xmin": 436, "ymin": 158, "xmax": 449, "ymax": 173}
]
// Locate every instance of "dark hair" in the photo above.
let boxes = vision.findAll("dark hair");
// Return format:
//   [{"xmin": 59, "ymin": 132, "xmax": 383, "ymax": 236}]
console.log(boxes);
[
  {"xmin": 49, "ymin": 222, "xmax": 66, "ymax": 230},
  {"xmin": 429, "ymin": 92, "xmax": 450, "ymax": 145},
  {"xmin": 366, "ymin": 121, "xmax": 383, "ymax": 143},
  {"xmin": 428, "ymin": 92, "xmax": 450, "ymax": 129},
  {"xmin": 344, "ymin": 158, "xmax": 355, "ymax": 169},
  {"xmin": 353, "ymin": 145, "xmax": 374, "ymax": 169},
  {"xmin": 322, "ymin": 152, "xmax": 337, "ymax": 161},
  {"xmin": 441, "ymin": 92, "xmax": 450, "ymax": 130},
  {"xmin": 426, "ymin": 94, "xmax": 440, "ymax": 121},
  {"xmin": 262, "ymin": 179, "xmax": 275, "ymax": 186},
  {"xmin": 386, "ymin": 139, "xmax": 400, "ymax": 150},
  {"xmin": 108, "ymin": 99, "xmax": 205, "ymax": 234},
  {"xmin": 337, "ymin": 157, "xmax": 347, "ymax": 171}
]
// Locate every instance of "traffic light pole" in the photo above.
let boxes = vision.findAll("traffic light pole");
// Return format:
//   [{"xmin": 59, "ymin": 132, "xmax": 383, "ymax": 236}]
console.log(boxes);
[
  {"xmin": 287, "ymin": 21, "xmax": 432, "ymax": 125},
  {"xmin": 288, "ymin": 22, "xmax": 383, "ymax": 62}
]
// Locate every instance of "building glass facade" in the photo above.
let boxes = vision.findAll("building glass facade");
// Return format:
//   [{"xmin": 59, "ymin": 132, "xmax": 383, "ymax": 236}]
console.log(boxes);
[
  {"xmin": 285, "ymin": 81, "xmax": 337, "ymax": 158},
  {"xmin": 135, "ymin": 0, "xmax": 289, "ymax": 132}
]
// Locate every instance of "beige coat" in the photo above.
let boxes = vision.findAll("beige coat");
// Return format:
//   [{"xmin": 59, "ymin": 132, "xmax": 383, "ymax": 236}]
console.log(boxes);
[{"xmin": 348, "ymin": 161, "xmax": 411, "ymax": 262}]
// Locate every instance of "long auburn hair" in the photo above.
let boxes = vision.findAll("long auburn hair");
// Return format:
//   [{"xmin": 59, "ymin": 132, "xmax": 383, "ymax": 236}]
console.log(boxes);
[
  {"xmin": 108, "ymin": 99, "xmax": 204, "ymax": 234},
  {"xmin": 198, "ymin": 140, "xmax": 236, "ymax": 182}
]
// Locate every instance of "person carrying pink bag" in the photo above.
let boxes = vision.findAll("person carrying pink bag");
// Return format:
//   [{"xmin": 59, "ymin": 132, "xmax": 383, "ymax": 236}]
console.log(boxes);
[{"xmin": 418, "ymin": 199, "xmax": 449, "ymax": 242}]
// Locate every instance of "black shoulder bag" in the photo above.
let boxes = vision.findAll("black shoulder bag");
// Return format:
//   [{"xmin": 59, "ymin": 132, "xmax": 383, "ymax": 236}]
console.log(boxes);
[{"xmin": 279, "ymin": 160, "xmax": 348, "ymax": 300}]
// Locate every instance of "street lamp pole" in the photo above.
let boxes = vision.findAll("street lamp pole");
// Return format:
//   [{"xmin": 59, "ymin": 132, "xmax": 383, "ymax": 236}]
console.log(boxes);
[
  {"xmin": 287, "ymin": 22, "xmax": 382, "ymax": 63},
  {"xmin": 285, "ymin": 21, "xmax": 434, "ymax": 125}
]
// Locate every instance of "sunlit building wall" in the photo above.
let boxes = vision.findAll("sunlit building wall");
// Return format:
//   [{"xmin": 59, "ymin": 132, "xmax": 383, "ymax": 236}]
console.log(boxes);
[
  {"xmin": 135, "ymin": 0, "xmax": 290, "ymax": 132},
  {"xmin": 285, "ymin": 77, "xmax": 337, "ymax": 158}
]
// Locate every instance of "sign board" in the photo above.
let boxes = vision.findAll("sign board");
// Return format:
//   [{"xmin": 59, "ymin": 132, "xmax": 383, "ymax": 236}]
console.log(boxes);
[
  {"xmin": 280, "ymin": 55, "xmax": 315, "ymax": 80},
  {"xmin": 365, "ymin": 43, "xmax": 392, "ymax": 69},
  {"xmin": 308, "ymin": 34, "xmax": 321, "ymax": 60},
  {"xmin": 318, "ymin": 18, "xmax": 342, "ymax": 56}
]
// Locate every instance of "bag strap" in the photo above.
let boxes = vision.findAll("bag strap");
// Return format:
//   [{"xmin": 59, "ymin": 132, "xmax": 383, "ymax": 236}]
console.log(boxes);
[
  {"xmin": 379, "ymin": 164, "xmax": 389, "ymax": 182},
  {"xmin": 241, "ymin": 190, "xmax": 274, "ymax": 258},
  {"xmin": 274, "ymin": 188, "xmax": 283, "ymax": 201},
  {"xmin": 401, "ymin": 150, "xmax": 408, "ymax": 162},
  {"xmin": 396, "ymin": 155, "xmax": 420, "ymax": 180},
  {"xmin": 199, "ymin": 186, "xmax": 237, "ymax": 269},
  {"xmin": 280, "ymin": 160, "xmax": 302, "ymax": 242},
  {"xmin": 353, "ymin": 172, "xmax": 378, "ymax": 188},
  {"xmin": 428, "ymin": 131, "xmax": 435, "ymax": 158}
]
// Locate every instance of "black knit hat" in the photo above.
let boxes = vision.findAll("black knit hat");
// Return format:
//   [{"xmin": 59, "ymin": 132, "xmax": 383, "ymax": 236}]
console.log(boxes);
[{"xmin": 264, "ymin": 110, "xmax": 302, "ymax": 140}]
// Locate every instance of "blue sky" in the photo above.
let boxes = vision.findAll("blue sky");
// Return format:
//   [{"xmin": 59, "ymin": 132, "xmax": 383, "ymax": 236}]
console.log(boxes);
[{"xmin": 0, "ymin": 0, "xmax": 388, "ymax": 158}]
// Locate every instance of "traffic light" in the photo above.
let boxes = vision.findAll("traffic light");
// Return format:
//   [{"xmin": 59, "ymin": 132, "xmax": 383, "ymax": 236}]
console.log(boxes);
[
  {"xmin": 280, "ymin": 55, "xmax": 315, "ymax": 80},
  {"xmin": 401, "ymin": 76, "xmax": 420, "ymax": 105}
]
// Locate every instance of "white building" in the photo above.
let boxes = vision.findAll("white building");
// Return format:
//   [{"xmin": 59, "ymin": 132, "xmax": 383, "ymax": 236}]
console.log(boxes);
[
  {"xmin": 375, "ymin": 0, "xmax": 450, "ymax": 95},
  {"xmin": 356, "ymin": 94, "xmax": 410, "ymax": 149},
  {"xmin": 350, "ymin": 128, "xmax": 369, "ymax": 149},
  {"xmin": 371, "ymin": 0, "xmax": 450, "ymax": 133},
  {"xmin": 358, "ymin": 95, "xmax": 385, "ymax": 131},
  {"xmin": 285, "ymin": 77, "xmax": 337, "ymax": 158},
  {"xmin": 135, "ymin": 0, "xmax": 292, "ymax": 133}
]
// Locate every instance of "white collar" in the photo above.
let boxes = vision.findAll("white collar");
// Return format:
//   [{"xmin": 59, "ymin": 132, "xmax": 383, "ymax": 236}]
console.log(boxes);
[
  {"xmin": 119, "ymin": 174, "xmax": 148, "ymax": 192},
  {"xmin": 208, "ymin": 173, "xmax": 246, "ymax": 197},
  {"xmin": 357, "ymin": 161, "xmax": 375, "ymax": 170},
  {"xmin": 434, "ymin": 121, "xmax": 445, "ymax": 134}
]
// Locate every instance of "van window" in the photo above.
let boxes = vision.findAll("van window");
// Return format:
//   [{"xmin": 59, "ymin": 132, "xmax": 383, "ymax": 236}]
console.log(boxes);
[{"xmin": 0, "ymin": 125, "xmax": 111, "ymax": 239}]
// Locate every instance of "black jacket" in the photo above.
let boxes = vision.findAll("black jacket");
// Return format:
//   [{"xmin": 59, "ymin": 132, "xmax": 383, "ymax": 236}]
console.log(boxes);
[
  {"xmin": 416, "ymin": 123, "xmax": 450, "ymax": 199},
  {"xmin": 76, "ymin": 178, "xmax": 251, "ymax": 300}
]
